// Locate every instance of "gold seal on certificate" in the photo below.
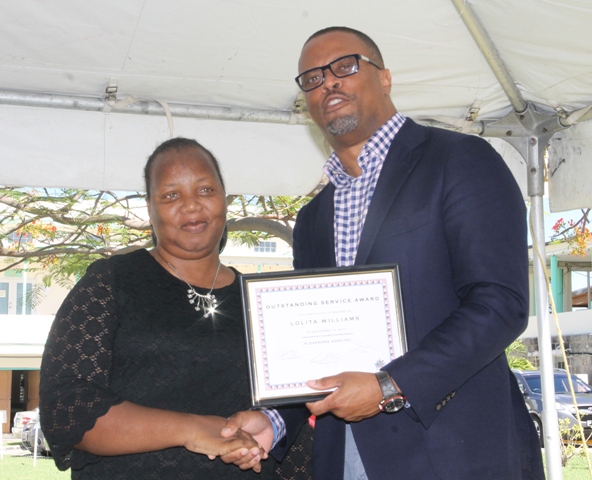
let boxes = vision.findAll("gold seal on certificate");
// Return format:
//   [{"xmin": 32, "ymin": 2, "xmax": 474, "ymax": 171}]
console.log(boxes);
[{"xmin": 240, "ymin": 264, "xmax": 407, "ymax": 407}]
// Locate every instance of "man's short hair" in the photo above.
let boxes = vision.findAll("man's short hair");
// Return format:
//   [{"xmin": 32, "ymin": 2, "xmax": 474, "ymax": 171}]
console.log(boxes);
[{"xmin": 303, "ymin": 26, "xmax": 384, "ymax": 68}]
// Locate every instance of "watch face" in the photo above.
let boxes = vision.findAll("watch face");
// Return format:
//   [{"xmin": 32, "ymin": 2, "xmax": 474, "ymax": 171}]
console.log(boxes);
[{"xmin": 381, "ymin": 396, "xmax": 405, "ymax": 413}]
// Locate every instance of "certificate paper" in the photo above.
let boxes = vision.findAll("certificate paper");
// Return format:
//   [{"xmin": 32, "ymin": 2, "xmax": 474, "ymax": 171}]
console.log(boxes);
[{"xmin": 241, "ymin": 265, "xmax": 406, "ymax": 407}]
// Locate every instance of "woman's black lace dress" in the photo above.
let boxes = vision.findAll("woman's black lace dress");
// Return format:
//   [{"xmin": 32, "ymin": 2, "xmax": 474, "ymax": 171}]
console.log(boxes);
[{"xmin": 39, "ymin": 249, "xmax": 278, "ymax": 479}]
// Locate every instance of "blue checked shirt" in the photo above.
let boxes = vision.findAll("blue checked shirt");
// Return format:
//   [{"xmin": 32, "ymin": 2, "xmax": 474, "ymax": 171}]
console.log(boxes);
[
  {"xmin": 259, "ymin": 408, "xmax": 286, "ymax": 449},
  {"xmin": 325, "ymin": 113, "xmax": 406, "ymax": 267}
]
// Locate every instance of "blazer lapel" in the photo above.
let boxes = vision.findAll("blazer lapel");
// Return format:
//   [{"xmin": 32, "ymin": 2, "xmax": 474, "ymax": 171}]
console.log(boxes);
[
  {"xmin": 355, "ymin": 119, "xmax": 426, "ymax": 265},
  {"xmin": 314, "ymin": 184, "xmax": 337, "ymax": 268}
]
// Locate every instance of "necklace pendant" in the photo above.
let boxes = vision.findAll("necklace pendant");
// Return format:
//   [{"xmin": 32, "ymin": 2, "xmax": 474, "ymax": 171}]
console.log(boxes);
[{"xmin": 162, "ymin": 257, "xmax": 221, "ymax": 319}]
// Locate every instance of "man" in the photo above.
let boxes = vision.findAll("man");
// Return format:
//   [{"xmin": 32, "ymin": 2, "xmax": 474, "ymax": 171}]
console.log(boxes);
[{"xmin": 225, "ymin": 27, "xmax": 544, "ymax": 479}]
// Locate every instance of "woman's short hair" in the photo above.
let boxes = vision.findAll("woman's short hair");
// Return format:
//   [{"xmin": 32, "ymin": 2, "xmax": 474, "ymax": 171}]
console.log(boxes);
[{"xmin": 144, "ymin": 137, "xmax": 225, "ymax": 198}]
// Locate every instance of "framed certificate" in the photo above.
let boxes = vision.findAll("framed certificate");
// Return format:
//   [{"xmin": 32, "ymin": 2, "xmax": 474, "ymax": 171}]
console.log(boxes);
[{"xmin": 240, "ymin": 264, "xmax": 406, "ymax": 407}]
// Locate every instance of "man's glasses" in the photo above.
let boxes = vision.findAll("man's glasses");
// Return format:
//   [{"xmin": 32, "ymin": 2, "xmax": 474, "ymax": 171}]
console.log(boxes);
[{"xmin": 295, "ymin": 54, "xmax": 382, "ymax": 92}]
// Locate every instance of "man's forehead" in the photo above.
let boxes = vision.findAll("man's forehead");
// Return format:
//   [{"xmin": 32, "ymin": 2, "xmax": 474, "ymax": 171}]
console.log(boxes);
[{"xmin": 299, "ymin": 31, "xmax": 367, "ymax": 70}]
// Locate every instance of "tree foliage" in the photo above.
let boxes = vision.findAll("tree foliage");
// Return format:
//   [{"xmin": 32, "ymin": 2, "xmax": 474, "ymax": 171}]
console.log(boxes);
[
  {"xmin": 506, "ymin": 340, "xmax": 535, "ymax": 371},
  {"xmin": 557, "ymin": 418, "xmax": 589, "ymax": 467},
  {"xmin": 0, "ymin": 186, "xmax": 311, "ymax": 286}
]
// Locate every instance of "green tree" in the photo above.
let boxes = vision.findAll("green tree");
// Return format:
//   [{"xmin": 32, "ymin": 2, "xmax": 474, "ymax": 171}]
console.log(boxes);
[
  {"xmin": 557, "ymin": 418, "xmax": 588, "ymax": 467},
  {"xmin": 506, "ymin": 340, "xmax": 535, "ymax": 371},
  {"xmin": 0, "ymin": 187, "xmax": 311, "ymax": 289}
]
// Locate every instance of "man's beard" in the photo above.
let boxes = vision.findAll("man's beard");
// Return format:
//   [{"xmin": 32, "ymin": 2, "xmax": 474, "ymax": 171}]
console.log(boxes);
[{"xmin": 327, "ymin": 115, "xmax": 358, "ymax": 136}]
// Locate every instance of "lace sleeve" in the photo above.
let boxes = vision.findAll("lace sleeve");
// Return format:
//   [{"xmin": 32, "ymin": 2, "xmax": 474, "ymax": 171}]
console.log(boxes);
[{"xmin": 39, "ymin": 259, "xmax": 125, "ymax": 471}]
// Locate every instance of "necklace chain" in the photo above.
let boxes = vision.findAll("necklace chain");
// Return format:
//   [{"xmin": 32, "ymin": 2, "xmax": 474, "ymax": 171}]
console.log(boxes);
[{"xmin": 162, "ymin": 257, "xmax": 221, "ymax": 318}]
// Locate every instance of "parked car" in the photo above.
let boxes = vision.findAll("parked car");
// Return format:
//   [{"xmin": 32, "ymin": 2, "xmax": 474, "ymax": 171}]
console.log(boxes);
[
  {"xmin": 21, "ymin": 413, "xmax": 51, "ymax": 456},
  {"xmin": 513, "ymin": 369, "xmax": 592, "ymax": 447},
  {"xmin": 11, "ymin": 409, "xmax": 38, "ymax": 436}
]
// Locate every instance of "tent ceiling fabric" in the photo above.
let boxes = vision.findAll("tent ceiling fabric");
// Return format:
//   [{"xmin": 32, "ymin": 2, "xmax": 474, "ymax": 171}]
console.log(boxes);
[
  {"xmin": 548, "ymin": 121, "xmax": 592, "ymax": 212},
  {"xmin": 0, "ymin": 104, "xmax": 328, "ymax": 195},
  {"xmin": 0, "ymin": 0, "xmax": 591, "ymax": 198}
]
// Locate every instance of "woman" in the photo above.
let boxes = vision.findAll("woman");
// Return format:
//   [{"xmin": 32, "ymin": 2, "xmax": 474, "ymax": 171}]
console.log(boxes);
[{"xmin": 39, "ymin": 138, "xmax": 277, "ymax": 478}]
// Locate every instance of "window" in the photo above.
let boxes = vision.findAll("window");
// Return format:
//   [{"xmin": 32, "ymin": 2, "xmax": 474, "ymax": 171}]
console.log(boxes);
[
  {"xmin": 16, "ymin": 283, "xmax": 33, "ymax": 315},
  {"xmin": 254, "ymin": 241, "xmax": 276, "ymax": 253},
  {"xmin": 6, "ymin": 231, "xmax": 34, "ymax": 243}
]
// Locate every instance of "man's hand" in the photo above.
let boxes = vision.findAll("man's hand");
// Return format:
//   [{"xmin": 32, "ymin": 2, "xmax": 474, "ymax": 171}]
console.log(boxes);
[
  {"xmin": 183, "ymin": 415, "xmax": 263, "ymax": 472},
  {"xmin": 218, "ymin": 410, "xmax": 274, "ymax": 470},
  {"xmin": 305, "ymin": 371, "xmax": 383, "ymax": 422}
]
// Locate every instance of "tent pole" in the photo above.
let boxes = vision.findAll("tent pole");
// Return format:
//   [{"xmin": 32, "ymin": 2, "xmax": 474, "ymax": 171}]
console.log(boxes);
[
  {"xmin": 482, "ymin": 106, "xmax": 567, "ymax": 478},
  {"xmin": 528, "ymin": 136, "xmax": 563, "ymax": 478},
  {"xmin": 531, "ymin": 195, "xmax": 562, "ymax": 478},
  {"xmin": 0, "ymin": 89, "xmax": 312, "ymax": 126},
  {"xmin": 449, "ymin": 0, "xmax": 527, "ymax": 113}
]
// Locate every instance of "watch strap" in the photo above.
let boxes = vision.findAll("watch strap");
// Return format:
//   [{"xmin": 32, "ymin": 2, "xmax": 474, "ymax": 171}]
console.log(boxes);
[
  {"xmin": 375, "ymin": 371, "xmax": 406, "ymax": 413},
  {"xmin": 375, "ymin": 370, "xmax": 398, "ymax": 398}
]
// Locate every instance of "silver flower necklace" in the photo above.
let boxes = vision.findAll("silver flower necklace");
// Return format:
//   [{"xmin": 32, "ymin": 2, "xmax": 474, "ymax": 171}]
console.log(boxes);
[{"xmin": 159, "ymin": 254, "xmax": 221, "ymax": 318}]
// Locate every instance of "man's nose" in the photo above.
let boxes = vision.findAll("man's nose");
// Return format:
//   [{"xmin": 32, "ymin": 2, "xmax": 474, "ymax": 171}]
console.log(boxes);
[{"xmin": 322, "ymin": 69, "xmax": 342, "ymax": 90}]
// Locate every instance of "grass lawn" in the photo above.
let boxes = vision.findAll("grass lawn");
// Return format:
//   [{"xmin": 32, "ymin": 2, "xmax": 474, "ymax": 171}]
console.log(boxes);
[
  {"xmin": 562, "ymin": 453, "xmax": 592, "ymax": 480},
  {"xmin": 0, "ymin": 455, "xmax": 70, "ymax": 480},
  {"xmin": 4, "ymin": 447, "xmax": 592, "ymax": 479}
]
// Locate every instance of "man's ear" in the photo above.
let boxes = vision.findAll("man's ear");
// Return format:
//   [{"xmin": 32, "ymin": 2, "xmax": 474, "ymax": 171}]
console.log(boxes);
[{"xmin": 380, "ymin": 68, "xmax": 393, "ymax": 95}]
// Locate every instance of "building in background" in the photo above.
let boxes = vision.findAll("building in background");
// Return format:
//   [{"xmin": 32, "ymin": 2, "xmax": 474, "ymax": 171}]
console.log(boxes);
[{"xmin": 522, "ymin": 239, "xmax": 592, "ymax": 381}]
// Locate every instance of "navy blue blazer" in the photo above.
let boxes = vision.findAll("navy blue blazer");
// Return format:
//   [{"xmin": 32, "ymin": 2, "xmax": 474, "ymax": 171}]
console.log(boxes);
[{"xmin": 281, "ymin": 119, "xmax": 544, "ymax": 479}]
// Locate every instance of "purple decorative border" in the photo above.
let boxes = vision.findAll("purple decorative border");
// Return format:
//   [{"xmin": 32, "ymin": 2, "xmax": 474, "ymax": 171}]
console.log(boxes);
[{"xmin": 254, "ymin": 278, "xmax": 395, "ymax": 391}]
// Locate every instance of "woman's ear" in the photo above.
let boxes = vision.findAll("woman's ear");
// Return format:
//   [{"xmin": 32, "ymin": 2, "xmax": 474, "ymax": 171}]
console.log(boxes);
[
  {"xmin": 219, "ymin": 223, "xmax": 228, "ymax": 254},
  {"xmin": 150, "ymin": 226, "xmax": 158, "ymax": 247}
]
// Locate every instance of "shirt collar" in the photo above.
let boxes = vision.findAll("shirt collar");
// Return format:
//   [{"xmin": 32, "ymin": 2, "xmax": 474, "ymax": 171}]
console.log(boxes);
[{"xmin": 324, "ymin": 113, "xmax": 407, "ymax": 184}]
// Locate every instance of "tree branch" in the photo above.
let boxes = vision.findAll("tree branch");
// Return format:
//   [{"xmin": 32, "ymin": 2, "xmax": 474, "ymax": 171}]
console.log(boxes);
[{"xmin": 227, "ymin": 218, "xmax": 293, "ymax": 247}]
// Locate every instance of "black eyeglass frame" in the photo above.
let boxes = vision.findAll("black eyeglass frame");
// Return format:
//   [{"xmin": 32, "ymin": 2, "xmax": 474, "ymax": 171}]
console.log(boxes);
[{"xmin": 295, "ymin": 54, "xmax": 382, "ymax": 92}]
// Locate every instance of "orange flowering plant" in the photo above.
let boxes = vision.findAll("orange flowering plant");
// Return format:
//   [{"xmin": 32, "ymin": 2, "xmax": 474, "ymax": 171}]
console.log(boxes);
[{"xmin": 551, "ymin": 209, "xmax": 592, "ymax": 257}]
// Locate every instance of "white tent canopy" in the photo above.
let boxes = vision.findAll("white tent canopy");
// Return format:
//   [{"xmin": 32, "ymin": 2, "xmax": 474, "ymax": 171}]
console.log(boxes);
[
  {"xmin": 1, "ymin": 1, "xmax": 591, "ymax": 477},
  {"xmin": 0, "ymin": 0, "xmax": 590, "ymax": 198}
]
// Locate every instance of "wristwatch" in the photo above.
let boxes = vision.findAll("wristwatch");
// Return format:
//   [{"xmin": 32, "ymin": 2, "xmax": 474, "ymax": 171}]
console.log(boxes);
[{"xmin": 375, "ymin": 371, "xmax": 406, "ymax": 413}]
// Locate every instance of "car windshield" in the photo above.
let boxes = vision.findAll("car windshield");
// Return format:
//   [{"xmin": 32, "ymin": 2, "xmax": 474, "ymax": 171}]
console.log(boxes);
[{"xmin": 525, "ymin": 374, "xmax": 592, "ymax": 394}]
